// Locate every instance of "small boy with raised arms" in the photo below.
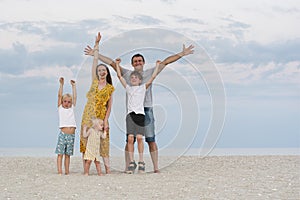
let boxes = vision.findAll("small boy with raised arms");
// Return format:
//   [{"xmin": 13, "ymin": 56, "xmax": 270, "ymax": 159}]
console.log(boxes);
[
  {"xmin": 116, "ymin": 58, "xmax": 160, "ymax": 174},
  {"xmin": 55, "ymin": 77, "xmax": 77, "ymax": 175}
]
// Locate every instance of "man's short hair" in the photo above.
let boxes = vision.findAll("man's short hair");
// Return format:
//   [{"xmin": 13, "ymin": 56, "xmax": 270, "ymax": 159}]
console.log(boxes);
[{"xmin": 131, "ymin": 54, "xmax": 145, "ymax": 64}]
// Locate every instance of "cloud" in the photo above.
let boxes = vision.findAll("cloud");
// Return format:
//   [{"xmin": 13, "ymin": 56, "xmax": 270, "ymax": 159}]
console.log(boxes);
[
  {"xmin": 217, "ymin": 61, "xmax": 300, "ymax": 85},
  {"xmin": 0, "ymin": 17, "xmax": 299, "ymax": 94},
  {"xmin": 200, "ymin": 37, "xmax": 300, "ymax": 64},
  {"xmin": 175, "ymin": 16, "xmax": 204, "ymax": 25}
]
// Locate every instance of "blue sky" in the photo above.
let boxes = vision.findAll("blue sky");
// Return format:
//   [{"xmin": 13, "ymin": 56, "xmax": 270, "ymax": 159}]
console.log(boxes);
[{"xmin": 0, "ymin": 0, "xmax": 299, "ymax": 152}]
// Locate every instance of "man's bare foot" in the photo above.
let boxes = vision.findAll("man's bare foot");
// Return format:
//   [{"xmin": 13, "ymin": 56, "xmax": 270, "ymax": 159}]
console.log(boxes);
[
  {"xmin": 98, "ymin": 173, "xmax": 103, "ymax": 176},
  {"xmin": 154, "ymin": 169, "xmax": 160, "ymax": 173}
]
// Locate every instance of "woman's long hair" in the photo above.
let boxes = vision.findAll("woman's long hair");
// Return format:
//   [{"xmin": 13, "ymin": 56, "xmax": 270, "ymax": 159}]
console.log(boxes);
[{"xmin": 96, "ymin": 64, "xmax": 113, "ymax": 85}]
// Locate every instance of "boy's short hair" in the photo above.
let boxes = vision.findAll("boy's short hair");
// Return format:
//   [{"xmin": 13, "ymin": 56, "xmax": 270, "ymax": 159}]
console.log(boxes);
[
  {"xmin": 61, "ymin": 94, "xmax": 72, "ymax": 103},
  {"xmin": 130, "ymin": 71, "xmax": 143, "ymax": 81}
]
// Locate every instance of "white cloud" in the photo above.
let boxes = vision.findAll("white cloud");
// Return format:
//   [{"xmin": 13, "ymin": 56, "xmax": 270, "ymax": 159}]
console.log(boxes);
[
  {"xmin": 0, "ymin": 25, "xmax": 77, "ymax": 52},
  {"xmin": 0, "ymin": 65, "xmax": 79, "ymax": 80},
  {"xmin": 218, "ymin": 61, "xmax": 300, "ymax": 84},
  {"xmin": 269, "ymin": 61, "xmax": 300, "ymax": 83},
  {"xmin": 0, "ymin": 0, "xmax": 299, "ymax": 45}
]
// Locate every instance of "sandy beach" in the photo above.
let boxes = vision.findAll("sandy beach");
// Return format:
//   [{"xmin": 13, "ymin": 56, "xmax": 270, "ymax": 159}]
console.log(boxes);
[{"xmin": 1, "ymin": 155, "xmax": 299, "ymax": 200}]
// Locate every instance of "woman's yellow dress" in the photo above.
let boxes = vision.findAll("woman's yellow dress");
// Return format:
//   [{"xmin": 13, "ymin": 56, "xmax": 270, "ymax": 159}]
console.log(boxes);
[{"xmin": 80, "ymin": 79, "xmax": 114, "ymax": 157}]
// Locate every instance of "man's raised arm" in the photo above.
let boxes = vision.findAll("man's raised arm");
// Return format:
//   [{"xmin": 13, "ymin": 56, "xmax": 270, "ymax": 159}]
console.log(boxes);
[
  {"xmin": 84, "ymin": 45, "xmax": 119, "ymax": 73},
  {"xmin": 158, "ymin": 44, "xmax": 194, "ymax": 73}
]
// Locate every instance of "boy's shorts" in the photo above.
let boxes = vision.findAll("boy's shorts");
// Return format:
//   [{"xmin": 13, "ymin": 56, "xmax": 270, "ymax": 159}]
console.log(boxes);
[
  {"xmin": 55, "ymin": 131, "xmax": 75, "ymax": 155},
  {"xmin": 126, "ymin": 107, "xmax": 156, "ymax": 143},
  {"xmin": 126, "ymin": 112, "xmax": 145, "ymax": 136}
]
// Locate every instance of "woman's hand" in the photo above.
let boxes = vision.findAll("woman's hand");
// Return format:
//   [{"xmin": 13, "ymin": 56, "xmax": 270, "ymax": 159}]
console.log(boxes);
[
  {"xmin": 95, "ymin": 32, "xmax": 101, "ymax": 45},
  {"xmin": 104, "ymin": 119, "xmax": 109, "ymax": 132}
]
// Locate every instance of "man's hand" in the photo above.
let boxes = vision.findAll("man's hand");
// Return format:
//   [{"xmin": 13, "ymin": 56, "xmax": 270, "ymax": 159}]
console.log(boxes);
[
  {"xmin": 84, "ymin": 45, "xmax": 94, "ymax": 56},
  {"xmin": 182, "ymin": 44, "xmax": 195, "ymax": 56}
]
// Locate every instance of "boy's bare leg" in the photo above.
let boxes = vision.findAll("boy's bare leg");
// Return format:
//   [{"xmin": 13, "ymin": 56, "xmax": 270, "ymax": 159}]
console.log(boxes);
[
  {"xmin": 148, "ymin": 141, "xmax": 159, "ymax": 173},
  {"xmin": 95, "ymin": 160, "xmax": 103, "ymax": 176},
  {"xmin": 137, "ymin": 135, "xmax": 144, "ymax": 163},
  {"xmin": 127, "ymin": 135, "xmax": 135, "ymax": 162},
  {"xmin": 64, "ymin": 155, "xmax": 70, "ymax": 175},
  {"xmin": 57, "ymin": 154, "xmax": 63, "ymax": 175},
  {"xmin": 137, "ymin": 135, "xmax": 145, "ymax": 173}
]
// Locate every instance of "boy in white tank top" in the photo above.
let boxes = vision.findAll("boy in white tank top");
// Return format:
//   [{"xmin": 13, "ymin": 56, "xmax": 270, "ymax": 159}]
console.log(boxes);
[{"xmin": 55, "ymin": 77, "xmax": 77, "ymax": 175}]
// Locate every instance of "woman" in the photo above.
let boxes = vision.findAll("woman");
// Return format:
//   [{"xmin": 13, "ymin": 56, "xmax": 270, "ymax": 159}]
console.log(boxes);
[{"xmin": 80, "ymin": 32, "xmax": 114, "ymax": 174}]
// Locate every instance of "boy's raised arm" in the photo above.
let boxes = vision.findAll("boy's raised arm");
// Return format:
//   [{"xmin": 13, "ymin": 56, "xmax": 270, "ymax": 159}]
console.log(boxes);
[
  {"xmin": 115, "ymin": 58, "xmax": 127, "ymax": 88},
  {"xmin": 71, "ymin": 80, "xmax": 76, "ymax": 106},
  {"xmin": 145, "ymin": 60, "xmax": 161, "ymax": 89},
  {"xmin": 58, "ymin": 77, "xmax": 64, "ymax": 107}
]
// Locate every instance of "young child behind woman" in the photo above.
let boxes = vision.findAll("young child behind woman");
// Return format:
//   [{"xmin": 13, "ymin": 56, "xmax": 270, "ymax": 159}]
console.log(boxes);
[
  {"xmin": 83, "ymin": 118, "xmax": 106, "ymax": 176},
  {"xmin": 55, "ymin": 77, "xmax": 77, "ymax": 175}
]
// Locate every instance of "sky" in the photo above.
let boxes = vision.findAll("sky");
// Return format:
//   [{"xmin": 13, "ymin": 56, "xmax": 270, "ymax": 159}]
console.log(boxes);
[{"xmin": 0, "ymin": 0, "xmax": 299, "ymax": 154}]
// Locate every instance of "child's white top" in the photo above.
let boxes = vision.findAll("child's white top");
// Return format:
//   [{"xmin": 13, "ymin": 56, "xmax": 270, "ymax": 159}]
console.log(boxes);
[
  {"xmin": 58, "ymin": 105, "xmax": 76, "ymax": 128},
  {"xmin": 126, "ymin": 84, "xmax": 146, "ymax": 115}
]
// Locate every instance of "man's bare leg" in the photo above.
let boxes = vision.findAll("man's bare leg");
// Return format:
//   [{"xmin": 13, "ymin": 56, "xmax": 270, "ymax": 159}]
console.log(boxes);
[
  {"xmin": 124, "ymin": 143, "xmax": 131, "ymax": 172},
  {"xmin": 148, "ymin": 141, "xmax": 159, "ymax": 173}
]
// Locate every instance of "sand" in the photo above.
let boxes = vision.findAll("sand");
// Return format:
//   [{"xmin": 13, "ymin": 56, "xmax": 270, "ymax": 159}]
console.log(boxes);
[{"xmin": 0, "ymin": 155, "xmax": 299, "ymax": 199}]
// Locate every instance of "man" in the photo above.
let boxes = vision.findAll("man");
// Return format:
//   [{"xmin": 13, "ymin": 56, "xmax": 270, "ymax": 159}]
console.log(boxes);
[{"xmin": 84, "ymin": 37, "xmax": 194, "ymax": 173}]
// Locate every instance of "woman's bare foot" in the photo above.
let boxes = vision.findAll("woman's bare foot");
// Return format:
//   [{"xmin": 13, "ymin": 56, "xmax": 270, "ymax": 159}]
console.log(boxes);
[{"xmin": 105, "ymin": 166, "xmax": 111, "ymax": 174}]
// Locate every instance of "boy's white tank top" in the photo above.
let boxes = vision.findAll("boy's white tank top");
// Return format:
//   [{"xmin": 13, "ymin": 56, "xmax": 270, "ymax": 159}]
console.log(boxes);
[{"xmin": 58, "ymin": 105, "xmax": 77, "ymax": 128}]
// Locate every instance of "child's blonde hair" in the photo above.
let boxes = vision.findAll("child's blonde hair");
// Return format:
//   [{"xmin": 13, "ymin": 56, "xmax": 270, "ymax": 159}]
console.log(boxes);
[
  {"xmin": 61, "ymin": 94, "xmax": 72, "ymax": 103},
  {"xmin": 91, "ymin": 118, "xmax": 103, "ymax": 125}
]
